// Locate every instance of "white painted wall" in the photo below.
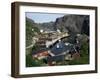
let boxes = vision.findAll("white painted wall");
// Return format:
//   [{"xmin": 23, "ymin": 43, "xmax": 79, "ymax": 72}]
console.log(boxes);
[{"xmin": 0, "ymin": 0, "xmax": 100, "ymax": 80}]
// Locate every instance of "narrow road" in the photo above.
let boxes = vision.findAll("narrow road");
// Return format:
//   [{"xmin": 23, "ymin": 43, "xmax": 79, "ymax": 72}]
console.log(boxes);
[{"xmin": 26, "ymin": 44, "xmax": 33, "ymax": 49}]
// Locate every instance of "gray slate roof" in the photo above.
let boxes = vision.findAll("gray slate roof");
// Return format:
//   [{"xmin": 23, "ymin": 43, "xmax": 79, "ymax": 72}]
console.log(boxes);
[{"xmin": 50, "ymin": 41, "xmax": 74, "ymax": 55}]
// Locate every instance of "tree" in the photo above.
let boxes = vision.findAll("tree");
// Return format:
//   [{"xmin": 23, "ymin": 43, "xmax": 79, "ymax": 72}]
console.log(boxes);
[
  {"xmin": 68, "ymin": 41, "xmax": 89, "ymax": 65},
  {"xmin": 26, "ymin": 54, "xmax": 42, "ymax": 67},
  {"xmin": 26, "ymin": 17, "xmax": 40, "ymax": 47}
]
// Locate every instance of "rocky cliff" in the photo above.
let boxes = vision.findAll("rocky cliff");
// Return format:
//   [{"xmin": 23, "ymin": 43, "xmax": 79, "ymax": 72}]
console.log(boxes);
[{"xmin": 54, "ymin": 15, "xmax": 89, "ymax": 35}]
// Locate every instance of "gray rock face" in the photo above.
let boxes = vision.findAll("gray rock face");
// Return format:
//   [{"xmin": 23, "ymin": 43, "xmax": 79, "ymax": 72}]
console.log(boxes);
[{"xmin": 54, "ymin": 15, "xmax": 89, "ymax": 35}]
